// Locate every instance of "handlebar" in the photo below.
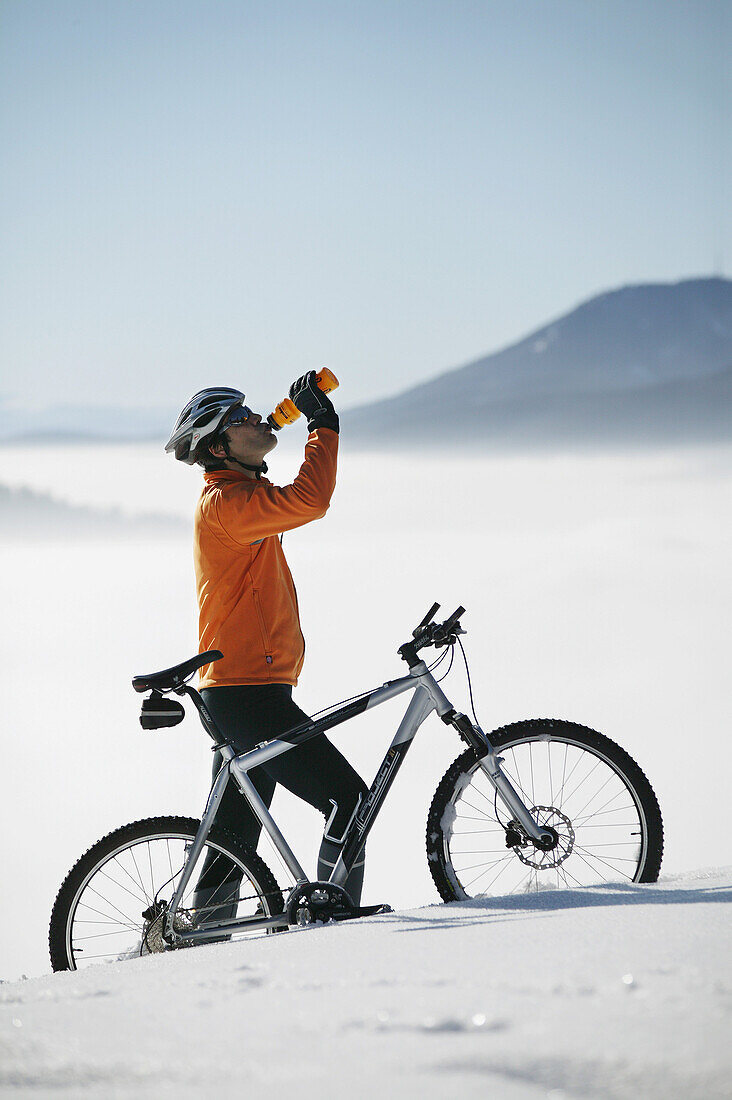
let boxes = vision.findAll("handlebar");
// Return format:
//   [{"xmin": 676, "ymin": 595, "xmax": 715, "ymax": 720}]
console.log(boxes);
[{"xmin": 398, "ymin": 604, "xmax": 466, "ymax": 667}]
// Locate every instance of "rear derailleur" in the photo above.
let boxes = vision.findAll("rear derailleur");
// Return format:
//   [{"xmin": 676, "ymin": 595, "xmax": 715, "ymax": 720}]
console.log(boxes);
[{"xmin": 140, "ymin": 900, "xmax": 195, "ymax": 953}]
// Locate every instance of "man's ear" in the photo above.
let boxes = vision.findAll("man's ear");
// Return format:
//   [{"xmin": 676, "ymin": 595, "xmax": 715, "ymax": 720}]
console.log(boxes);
[{"xmin": 209, "ymin": 439, "xmax": 226, "ymax": 459}]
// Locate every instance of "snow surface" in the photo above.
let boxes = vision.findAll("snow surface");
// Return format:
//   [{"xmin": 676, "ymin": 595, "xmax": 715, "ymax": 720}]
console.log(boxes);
[
  {"xmin": 1, "ymin": 440, "xmax": 730, "ymax": 997},
  {"xmin": 1, "ymin": 868, "xmax": 730, "ymax": 1098}
]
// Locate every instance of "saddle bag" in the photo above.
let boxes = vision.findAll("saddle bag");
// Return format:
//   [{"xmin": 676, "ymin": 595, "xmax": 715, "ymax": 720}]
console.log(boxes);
[{"xmin": 140, "ymin": 690, "xmax": 185, "ymax": 730}]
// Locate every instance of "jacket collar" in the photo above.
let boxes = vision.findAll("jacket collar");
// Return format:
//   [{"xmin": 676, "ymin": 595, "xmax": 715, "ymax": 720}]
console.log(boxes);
[{"xmin": 203, "ymin": 469, "xmax": 270, "ymax": 486}]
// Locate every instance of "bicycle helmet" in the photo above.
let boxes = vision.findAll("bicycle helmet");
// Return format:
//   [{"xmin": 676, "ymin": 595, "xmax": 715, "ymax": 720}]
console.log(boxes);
[{"xmin": 165, "ymin": 388, "xmax": 246, "ymax": 465}]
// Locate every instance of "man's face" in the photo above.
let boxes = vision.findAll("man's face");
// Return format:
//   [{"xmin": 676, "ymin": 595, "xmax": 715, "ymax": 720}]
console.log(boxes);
[{"xmin": 210, "ymin": 408, "xmax": 278, "ymax": 466}]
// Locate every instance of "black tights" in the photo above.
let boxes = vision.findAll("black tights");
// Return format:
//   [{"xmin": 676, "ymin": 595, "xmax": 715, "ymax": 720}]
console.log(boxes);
[{"xmin": 195, "ymin": 684, "xmax": 368, "ymax": 912}]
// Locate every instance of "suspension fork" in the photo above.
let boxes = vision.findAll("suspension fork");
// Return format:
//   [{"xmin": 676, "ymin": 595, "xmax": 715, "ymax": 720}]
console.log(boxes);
[{"xmin": 442, "ymin": 709, "xmax": 553, "ymax": 846}]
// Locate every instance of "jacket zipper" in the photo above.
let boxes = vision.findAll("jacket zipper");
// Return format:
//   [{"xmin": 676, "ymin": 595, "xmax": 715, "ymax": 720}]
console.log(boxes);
[
  {"xmin": 291, "ymin": 578, "xmax": 306, "ymax": 660},
  {"xmin": 252, "ymin": 589, "xmax": 274, "ymax": 665}
]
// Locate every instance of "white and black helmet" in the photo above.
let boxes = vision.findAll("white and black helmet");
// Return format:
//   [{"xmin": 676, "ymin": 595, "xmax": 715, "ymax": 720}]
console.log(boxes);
[{"xmin": 165, "ymin": 387, "xmax": 245, "ymax": 465}]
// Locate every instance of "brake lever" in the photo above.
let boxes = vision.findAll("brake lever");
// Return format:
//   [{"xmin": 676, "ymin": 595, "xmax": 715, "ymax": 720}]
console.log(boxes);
[
  {"xmin": 433, "ymin": 609, "xmax": 467, "ymax": 647},
  {"xmin": 414, "ymin": 602, "xmax": 440, "ymax": 636}
]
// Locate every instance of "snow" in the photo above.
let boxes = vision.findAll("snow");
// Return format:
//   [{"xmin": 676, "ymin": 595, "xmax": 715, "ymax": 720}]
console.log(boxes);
[
  {"xmin": 1, "ymin": 868, "xmax": 730, "ymax": 1098},
  {"xmin": 0, "ymin": 437, "xmax": 730, "ymax": 1094}
]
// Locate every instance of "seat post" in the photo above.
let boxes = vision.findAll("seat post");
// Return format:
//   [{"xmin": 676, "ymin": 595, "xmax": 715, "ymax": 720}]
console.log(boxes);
[{"xmin": 181, "ymin": 685, "xmax": 228, "ymax": 747}]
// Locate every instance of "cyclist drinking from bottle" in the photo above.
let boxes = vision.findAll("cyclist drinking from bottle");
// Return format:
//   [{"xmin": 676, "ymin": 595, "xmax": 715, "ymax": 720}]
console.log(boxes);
[{"xmin": 165, "ymin": 372, "xmax": 369, "ymax": 924}]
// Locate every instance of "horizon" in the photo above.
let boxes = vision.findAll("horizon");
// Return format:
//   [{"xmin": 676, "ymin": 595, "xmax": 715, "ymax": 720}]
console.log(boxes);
[
  {"xmin": 1, "ymin": 1, "xmax": 729, "ymax": 414},
  {"xmin": 1, "ymin": 273, "xmax": 729, "ymax": 426}
]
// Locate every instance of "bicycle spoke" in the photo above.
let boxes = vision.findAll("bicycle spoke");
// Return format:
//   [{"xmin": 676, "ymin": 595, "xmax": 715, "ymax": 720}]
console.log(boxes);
[
  {"xmin": 73, "ymin": 919, "xmax": 128, "ymax": 925},
  {"xmin": 113, "ymin": 856, "xmax": 156, "ymax": 904},
  {"xmin": 76, "ymin": 901, "xmax": 140, "ymax": 934},
  {"xmin": 475, "ymin": 852, "xmax": 519, "ymax": 894},
  {"xmin": 552, "ymin": 748, "xmax": 584, "ymax": 806},
  {"xmin": 529, "ymin": 743, "xmax": 536, "ymax": 807},
  {"xmin": 571, "ymin": 845, "xmax": 633, "ymax": 882},
  {"xmin": 71, "ymin": 950, "xmax": 143, "ymax": 962},
  {"xmin": 96, "ymin": 867, "xmax": 149, "ymax": 908},
  {"xmin": 547, "ymin": 740, "xmax": 554, "ymax": 807},
  {"xmin": 449, "ymin": 849, "xmax": 510, "ymax": 856},
  {"xmin": 451, "ymin": 829, "xmax": 504, "ymax": 836},
  {"xmin": 149, "ymin": 842, "xmax": 156, "ymax": 899},
  {"xmin": 453, "ymin": 813, "xmax": 503, "ymax": 824},
  {"xmin": 457, "ymin": 797, "xmax": 494, "ymax": 819},
  {"xmin": 578, "ymin": 842, "xmax": 639, "ymax": 847},
  {"xmin": 500, "ymin": 757, "xmax": 534, "ymax": 806},
  {"xmin": 457, "ymin": 854, "xmax": 514, "ymax": 884},
  {"xmin": 72, "ymin": 929, "xmax": 143, "ymax": 943},
  {"xmin": 438, "ymin": 730, "xmax": 654, "ymax": 900},
  {"xmin": 571, "ymin": 772, "xmax": 616, "ymax": 822},
  {"xmin": 84, "ymin": 885, "xmax": 144, "ymax": 930},
  {"xmin": 470, "ymin": 779, "xmax": 503, "ymax": 815},
  {"xmin": 129, "ymin": 847, "xmax": 152, "ymax": 907},
  {"xmin": 559, "ymin": 757, "xmax": 602, "ymax": 811},
  {"xmin": 560, "ymin": 863, "xmax": 584, "ymax": 888},
  {"xmin": 574, "ymin": 844, "xmax": 638, "ymax": 866},
  {"xmin": 510, "ymin": 746, "xmax": 526, "ymax": 805},
  {"xmin": 573, "ymin": 790, "xmax": 633, "ymax": 825}
]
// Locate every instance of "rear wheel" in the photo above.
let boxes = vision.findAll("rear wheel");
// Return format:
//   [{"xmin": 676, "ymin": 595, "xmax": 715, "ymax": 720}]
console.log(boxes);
[
  {"xmin": 49, "ymin": 816, "xmax": 284, "ymax": 971},
  {"xmin": 427, "ymin": 719, "xmax": 663, "ymax": 901}
]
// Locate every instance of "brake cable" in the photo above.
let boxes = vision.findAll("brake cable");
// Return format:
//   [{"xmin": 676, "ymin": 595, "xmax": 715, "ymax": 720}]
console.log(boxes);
[
  {"xmin": 307, "ymin": 634, "xmax": 452, "ymax": 723},
  {"xmin": 455, "ymin": 634, "xmax": 511, "ymax": 836},
  {"xmin": 456, "ymin": 634, "xmax": 480, "ymax": 728}
]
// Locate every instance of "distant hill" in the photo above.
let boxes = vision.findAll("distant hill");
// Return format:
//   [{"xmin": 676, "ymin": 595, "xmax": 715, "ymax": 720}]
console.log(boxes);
[
  {"xmin": 2, "ymin": 277, "xmax": 730, "ymax": 449},
  {"xmin": 342, "ymin": 277, "xmax": 732, "ymax": 449},
  {"xmin": 0, "ymin": 408, "xmax": 173, "ymax": 445},
  {"xmin": 0, "ymin": 483, "xmax": 187, "ymax": 540}
]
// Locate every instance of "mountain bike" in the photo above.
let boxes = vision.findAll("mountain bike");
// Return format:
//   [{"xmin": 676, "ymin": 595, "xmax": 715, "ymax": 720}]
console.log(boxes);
[{"xmin": 49, "ymin": 603, "xmax": 664, "ymax": 971}]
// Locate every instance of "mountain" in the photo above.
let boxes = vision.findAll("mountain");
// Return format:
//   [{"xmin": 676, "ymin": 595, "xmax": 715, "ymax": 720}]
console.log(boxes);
[
  {"xmin": 342, "ymin": 277, "xmax": 732, "ymax": 449},
  {"xmin": 2, "ymin": 278, "xmax": 730, "ymax": 448}
]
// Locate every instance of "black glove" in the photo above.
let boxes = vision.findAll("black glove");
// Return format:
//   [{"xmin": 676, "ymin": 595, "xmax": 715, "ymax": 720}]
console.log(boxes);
[{"xmin": 289, "ymin": 371, "xmax": 339, "ymax": 434}]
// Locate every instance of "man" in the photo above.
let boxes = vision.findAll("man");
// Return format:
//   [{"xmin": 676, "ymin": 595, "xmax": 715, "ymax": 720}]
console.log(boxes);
[{"xmin": 165, "ymin": 373, "xmax": 368, "ymax": 924}]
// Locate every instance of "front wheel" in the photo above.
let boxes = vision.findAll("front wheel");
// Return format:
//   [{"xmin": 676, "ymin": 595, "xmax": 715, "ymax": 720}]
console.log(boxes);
[
  {"xmin": 50, "ymin": 816, "xmax": 284, "ymax": 971},
  {"xmin": 426, "ymin": 719, "xmax": 663, "ymax": 901}
]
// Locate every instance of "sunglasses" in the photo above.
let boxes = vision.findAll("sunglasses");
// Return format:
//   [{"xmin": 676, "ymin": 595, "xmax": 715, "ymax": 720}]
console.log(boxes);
[{"xmin": 221, "ymin": 404, "xmax": 256, "ymax": 429}]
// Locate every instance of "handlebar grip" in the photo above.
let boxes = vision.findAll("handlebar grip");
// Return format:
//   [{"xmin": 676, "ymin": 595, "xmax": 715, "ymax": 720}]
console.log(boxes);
[
  {"xmin": 415, "ymin": 602, "xmax": 440, "ymax": 633},
  {"xmin": 444, "ymin": 606, "xmax": 466, "ymax": 633}
]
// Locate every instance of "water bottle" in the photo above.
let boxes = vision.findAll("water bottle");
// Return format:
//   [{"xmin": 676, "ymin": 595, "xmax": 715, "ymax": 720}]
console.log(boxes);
[{"xmin": 267, "ymin": 368, "xmax": 339, "ymax": 430}]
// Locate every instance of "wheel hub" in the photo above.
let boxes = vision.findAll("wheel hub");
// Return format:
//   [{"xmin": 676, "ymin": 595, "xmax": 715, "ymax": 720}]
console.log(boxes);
[
  {"xmin": 513, "ymin": 806, "xmax": 575, "ymax": 870},
  {"xmin": 140, "ymin": 902, "xmax": 195, "ymax": 953}
]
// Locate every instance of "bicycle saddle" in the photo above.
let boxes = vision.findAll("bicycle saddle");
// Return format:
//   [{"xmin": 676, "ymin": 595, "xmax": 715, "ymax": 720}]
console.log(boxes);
[{"xmin": 131, "ymin": 651, "xmax": 223, "ymax": 694}]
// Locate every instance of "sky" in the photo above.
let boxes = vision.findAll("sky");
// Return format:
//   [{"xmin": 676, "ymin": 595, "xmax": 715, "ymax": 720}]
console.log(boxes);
[{"xmin": 1, "ymin": 0, "xmax": 729, "ymax": 415}]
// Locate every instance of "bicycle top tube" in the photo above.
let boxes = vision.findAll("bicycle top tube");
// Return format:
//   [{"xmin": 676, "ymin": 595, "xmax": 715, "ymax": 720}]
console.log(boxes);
[
  {"xmin": 183, "ymin": 667, "xmax": 440, "ymax": 753},
  {"xmin": 141, "ymin": 604, "xmax": 470, "ymax": 755}
]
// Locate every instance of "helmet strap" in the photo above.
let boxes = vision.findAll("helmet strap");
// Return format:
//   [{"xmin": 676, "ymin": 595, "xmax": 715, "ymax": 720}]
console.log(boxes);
[{"xmin": 219, "ymin": 436, "xmax": 268, "ymax": 479}]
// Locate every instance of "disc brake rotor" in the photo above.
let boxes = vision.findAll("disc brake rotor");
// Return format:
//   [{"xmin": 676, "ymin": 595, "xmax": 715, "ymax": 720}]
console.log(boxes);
[{"xmin": 515, "ymin": 806, "xmax": 575, "ymax": 869}]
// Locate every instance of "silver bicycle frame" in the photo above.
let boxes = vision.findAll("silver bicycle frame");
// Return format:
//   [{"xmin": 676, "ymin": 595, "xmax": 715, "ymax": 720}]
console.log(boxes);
[{"xmin": 166, "ymin": 659, "xmax": 549, "ymax": 942}]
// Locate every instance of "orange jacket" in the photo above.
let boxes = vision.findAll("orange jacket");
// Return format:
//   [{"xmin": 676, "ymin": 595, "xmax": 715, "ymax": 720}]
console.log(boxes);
[{"xmin": 194, "ymin": 427, "xmax": 338, "ymax": 688}]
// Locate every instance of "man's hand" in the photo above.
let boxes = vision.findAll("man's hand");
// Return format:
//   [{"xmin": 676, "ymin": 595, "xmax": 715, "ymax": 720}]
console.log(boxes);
[{"xmin": 289, "ymin": 371, "xmax": 339, "ymax": 434}]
